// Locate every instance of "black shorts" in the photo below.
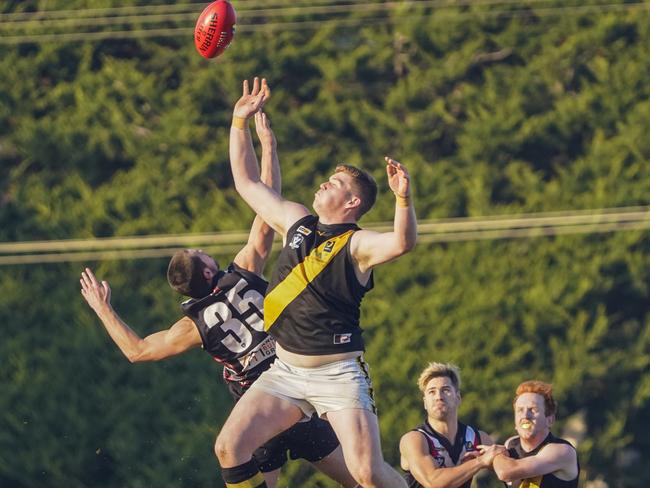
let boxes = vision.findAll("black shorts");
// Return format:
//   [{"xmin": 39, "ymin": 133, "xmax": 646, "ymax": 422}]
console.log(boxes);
[{"xmin": 253, "ymin": 414, "xmax": 340, "ymax": 472}]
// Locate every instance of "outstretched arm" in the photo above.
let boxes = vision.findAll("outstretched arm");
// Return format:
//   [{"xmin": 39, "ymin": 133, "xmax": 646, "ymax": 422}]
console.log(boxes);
[
  {"xmin": 230, "ymin": 77, "xmax": 308, "ymax": 238},
  {"xmin": 351, "ymin": 157, "xmax": 417, "ymax": 273},
  {"xmin": 233, "ymin": 111, "xmax": 281, "ymax": 275},
  {"xmin": 80, "ymin": 268, "xmax": 202, "ymax": 362}
]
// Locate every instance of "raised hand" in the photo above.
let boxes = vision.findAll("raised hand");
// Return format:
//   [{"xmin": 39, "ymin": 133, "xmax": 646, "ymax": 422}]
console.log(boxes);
[
  {"xmin": 254, "ymin": 111, "xmax": 276, "ymax": 148},
  {"xmin": 80, "ymin": 267, "xmax": 112, "ymax": 313},
  {"xmin": 385, "ymin": 156, "xmax": 411, "ymax": 198},
  {"xmin": 233, "ymin": 77, "xmax": 271, "ymax": 120}
]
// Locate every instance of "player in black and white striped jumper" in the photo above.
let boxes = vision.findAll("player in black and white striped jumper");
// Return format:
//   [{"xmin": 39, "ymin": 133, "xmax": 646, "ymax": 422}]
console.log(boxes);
[{"xmin": 400, "ymin": 362, "xmax": 505, "ymax": 488}]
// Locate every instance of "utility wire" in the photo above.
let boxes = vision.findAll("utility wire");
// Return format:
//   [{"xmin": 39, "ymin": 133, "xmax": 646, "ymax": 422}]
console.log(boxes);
[
  {"xmin": 0, "ymin": 0, "xmax": 563, "ymax": 26},
  {"xmin": 1, "ymin": 206, "xmax": 649, "ymax": 265},
  {"xmin": 1, "ymin": 1, "xmax": 648, "ymax": 44},
  {"xmin": 0, "ymin": 0, "xmax": 385, "ymax": 21},
  {"xmin": 0, "ymin": 3, "xmax": 442, "ymax": 33},
  {"xmin": 0, "ymin": 0, "xmax": 551, "ymax": 21},
  {"xmin": 0, "ymin": 0, "xmax": 621, "ymax": 23}
]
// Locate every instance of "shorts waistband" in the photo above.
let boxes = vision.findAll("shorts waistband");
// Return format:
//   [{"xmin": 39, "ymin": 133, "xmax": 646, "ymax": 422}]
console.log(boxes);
[{"xmin": 275, "ymin": 355, "xmax": 365, "ymax": 374}]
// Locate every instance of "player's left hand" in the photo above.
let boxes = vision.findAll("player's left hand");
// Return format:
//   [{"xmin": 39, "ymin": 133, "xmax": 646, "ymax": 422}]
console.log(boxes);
[
  {"xmin": 254, "ymin": 111, "xmax": 276, "ymax": 148},
  {"xmin": 80, "ymin": 267, "xmax": 112, "ymax": 313},
  {"xmin": 385, "ymin": 156, "xmax": 410, "ymax": 198},
  {"xmin": 233, "ymin": 77, "xmax": 270, "ymax": 120}
]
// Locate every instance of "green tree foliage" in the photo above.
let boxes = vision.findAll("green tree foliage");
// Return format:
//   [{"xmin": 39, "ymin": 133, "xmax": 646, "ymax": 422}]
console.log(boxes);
[{"xmin": 1, "ymin": 1, "xmax": 649, "ymax": 486}]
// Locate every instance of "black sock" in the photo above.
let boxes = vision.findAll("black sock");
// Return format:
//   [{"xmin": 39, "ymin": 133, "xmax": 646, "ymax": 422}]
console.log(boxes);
[{"xmin": 221, "ymin": 458, "xmax": 267, "ymax": 488}]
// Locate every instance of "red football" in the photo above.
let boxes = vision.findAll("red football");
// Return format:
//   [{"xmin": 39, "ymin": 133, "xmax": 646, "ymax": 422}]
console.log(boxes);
[{"xmin": 194, "ymin": 0, "xmax": 237, "ymax": 59}]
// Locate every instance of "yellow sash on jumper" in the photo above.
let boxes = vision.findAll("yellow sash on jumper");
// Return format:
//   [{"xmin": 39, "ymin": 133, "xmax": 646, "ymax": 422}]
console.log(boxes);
[{"xmin": 264, "ymin": 230, "xmax": 354, "ymax": 331}]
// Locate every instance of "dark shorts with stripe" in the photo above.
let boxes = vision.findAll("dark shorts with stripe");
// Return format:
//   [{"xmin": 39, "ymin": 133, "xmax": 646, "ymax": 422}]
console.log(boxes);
[{"xmin": 254, "ymin": 414, "xmax": 340, "ymax": 472}]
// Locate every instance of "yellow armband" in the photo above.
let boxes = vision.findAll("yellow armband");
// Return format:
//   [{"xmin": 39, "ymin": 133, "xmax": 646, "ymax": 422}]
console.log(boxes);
[
  {"xmin": 395, "ymin": 193, "xmax": 411, "ymax": 208},
  {"xmin": 232, "ymin": 115, "xmax": 248, "ymax": 130}
]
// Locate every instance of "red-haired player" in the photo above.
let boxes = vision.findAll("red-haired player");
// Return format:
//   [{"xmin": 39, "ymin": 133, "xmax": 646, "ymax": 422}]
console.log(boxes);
[{"xmin": 492, "ymin": 381, "xmax": 580, "ymax": 487}]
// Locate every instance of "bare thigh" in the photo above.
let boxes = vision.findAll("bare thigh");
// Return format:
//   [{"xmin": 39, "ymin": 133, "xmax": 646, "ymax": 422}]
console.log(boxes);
[
  {"xmin": 215, "ymin": 388, "xmax": 304, "ymax": 467},
  {"xmin": 326, "ymin": 408, "xmax": 384, "ymax": 468},
  {"xmin": 327, "ymin": 409, "xmax": 408, "ymax": 488}
]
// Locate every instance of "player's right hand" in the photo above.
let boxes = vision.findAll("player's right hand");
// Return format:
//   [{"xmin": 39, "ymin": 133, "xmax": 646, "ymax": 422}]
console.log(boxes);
[{"xmin": 233, "ymin": 77, "xmax": 270, "ymax": 120}]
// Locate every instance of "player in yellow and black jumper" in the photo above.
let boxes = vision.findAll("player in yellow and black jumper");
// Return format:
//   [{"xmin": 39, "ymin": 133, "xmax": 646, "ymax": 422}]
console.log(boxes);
[
  {"xmin": 216, "ymin": 77, "xmax": 417, "ymax": 488},
  {"xmin": 80, "ymin": 112, "xmax": 355, "ymax": 488},
  {"xmin": 493, "ymin": 380, "xmax": 579, "ymax": 488}
]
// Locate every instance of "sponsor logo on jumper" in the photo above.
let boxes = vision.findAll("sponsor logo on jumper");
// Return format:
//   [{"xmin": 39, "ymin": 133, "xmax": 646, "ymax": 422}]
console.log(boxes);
[
  {"xmin": 434, "ymin": 455, "xmax": 445, "ymax": 467},
  {"xmin": 297, "ymin": 226, "xmax": 312, "ymax": 236},
  {"xmin": 333, "ymin": 333, "xmax": 351, "ymax": 344},
  {"xmin": 239, "ymin": 336, "xmax": 276, "ymax": 371},
  {"xmin": 289, "ymin": 233, "xmax": 304, "ymax": 249},
  {"xmin": 323, "ymin": 241, "xmax": 335, "ymax": 253}
]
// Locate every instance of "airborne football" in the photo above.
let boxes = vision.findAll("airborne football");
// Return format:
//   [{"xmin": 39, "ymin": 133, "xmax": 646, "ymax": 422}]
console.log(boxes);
[{"xmin": 194, "ymin": 0, "xmax": 236, "ymax": 59}]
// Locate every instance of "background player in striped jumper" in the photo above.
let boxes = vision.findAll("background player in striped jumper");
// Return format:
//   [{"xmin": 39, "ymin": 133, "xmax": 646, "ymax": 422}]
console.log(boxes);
[{"xmin": 400, "ymin": 362, "xmax": 505, "ymax": 488}]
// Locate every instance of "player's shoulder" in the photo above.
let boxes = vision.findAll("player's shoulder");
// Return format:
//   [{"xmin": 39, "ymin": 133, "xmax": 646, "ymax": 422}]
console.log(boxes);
[
  {"xmin": 400, "ymin": 429, "xmax": 429, "ymax": 450},
  {"xmin": 283, "ymin": 205, "xmax": 313, "ymax": 232},
  {"xmin": 348, "ymin": 227, "xmax": 379, "ymax": 249},
  {"xmin": 286, "ymin": 213, "xmax": 318, "ymax": 234},
  {"xmin": 226, "ymin": 262, "xmax": 268, "ymax": 287},
  {"xmin": 476, "ymin": 429, "xmax": 493, "ymax": 444},
  {"xmin": 541, "ymin": 439, "xmax": 576, "ymax": 458}
]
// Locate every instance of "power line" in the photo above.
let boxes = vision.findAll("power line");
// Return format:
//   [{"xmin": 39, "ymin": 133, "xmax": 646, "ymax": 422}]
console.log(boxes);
[
  {"xmin": 1, "ymin": 206, "xmax": 649, "ymax": 265},
  {"xmin": 0, "ymin": 0, "xmax": 545, "ymax": 21},
  {"xmin": 0, "ymin": 245, "xmax": 244, "ymax": 265},
  {"xmin": 0, "ymin": 230, "xmax": 252, "ymax": 254},
  {"xmin": 0, "ymin": 2, "xmax": 421, "ymax": 36},
  {"xmin": 1, "ymin": 1, "xmax": 648, "ymax": 44},
  {"xmin": 0, "ymin": 0, "xmax": 618, "ymax": 23},
  {"xmin": 0, "ymin": 0, "xmax": 385, "ymax": 21},
  {"xmin": 0, "ymin": 1, "xmax": 379, "ymax": 27},
  {"xmin": 418, "ymin": 218, "xmax": 650, "ymax": 243}
]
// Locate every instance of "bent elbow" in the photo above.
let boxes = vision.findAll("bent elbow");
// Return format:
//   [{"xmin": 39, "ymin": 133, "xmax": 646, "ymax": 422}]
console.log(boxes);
[
  {"xmin": 405, "ymin": 238, "xmax": 417, "ymax": 253},
  {"xmin": 494, "ymin": 466, "xmax": 515, "ymax": 482},
  {"xmin": 125, "ymin": 350, "xmax": 145, "ymax": 363},
  {"xmin": 125, "ymin": 353, "xmax": 139, "ymax": 363},
  {"xmin": 398, "ymin": 238, "xmax": 416, "ymax": 255},
  {"xmin": 125, "ymin": 341, "xmax": 151, "ymax": 363},
  {"xmin": 232, "ymin": 178, "xmax": 247, "ymax": 196}
]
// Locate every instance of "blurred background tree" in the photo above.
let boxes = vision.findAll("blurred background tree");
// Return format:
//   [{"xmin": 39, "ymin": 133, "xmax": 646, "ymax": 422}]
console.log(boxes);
[{"xmin": 1, "ymin": 1, "xmax": 649, "ymax": 486}]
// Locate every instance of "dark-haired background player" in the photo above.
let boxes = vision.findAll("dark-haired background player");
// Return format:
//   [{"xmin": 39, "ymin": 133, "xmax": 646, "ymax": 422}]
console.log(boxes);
[{"xmin": 80, "ymin": 111, "xmax": 355, "ymax": 488}]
